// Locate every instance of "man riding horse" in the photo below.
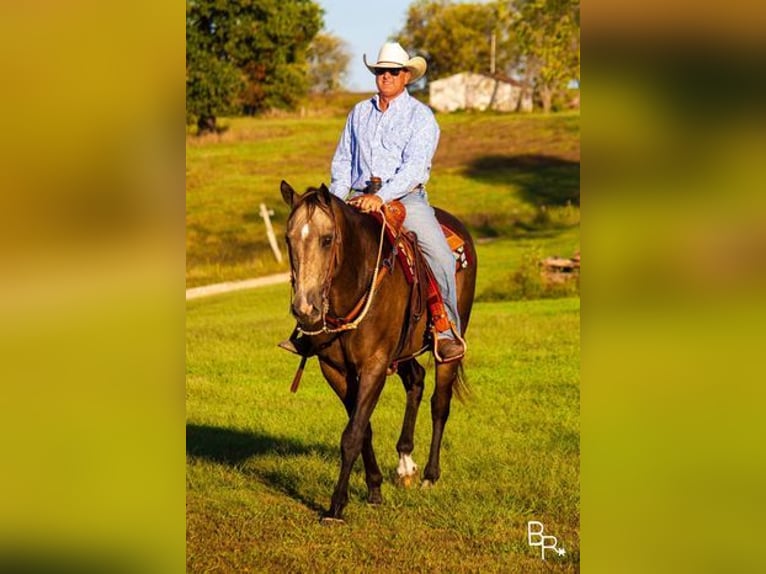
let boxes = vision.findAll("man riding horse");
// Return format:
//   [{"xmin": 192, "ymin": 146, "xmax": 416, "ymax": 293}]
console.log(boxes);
[{"xmin": 279, "ymin": 42, "xmax": 465, "ymax": 362}]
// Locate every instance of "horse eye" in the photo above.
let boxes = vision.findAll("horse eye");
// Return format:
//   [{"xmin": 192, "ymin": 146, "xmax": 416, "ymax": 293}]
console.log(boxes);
[{"xmin": 320, "ymin": 234, "xmax": 333, "ymax": 248}]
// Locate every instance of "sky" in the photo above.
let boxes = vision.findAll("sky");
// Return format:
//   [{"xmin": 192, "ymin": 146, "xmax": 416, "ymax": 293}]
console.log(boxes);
[{"xmin": 317, "ymin": 0, "xmax": 414, "ymax": 92}]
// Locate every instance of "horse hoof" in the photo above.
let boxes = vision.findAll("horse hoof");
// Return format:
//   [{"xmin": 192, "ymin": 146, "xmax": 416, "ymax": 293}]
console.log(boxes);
[
  {"xmin": 397, "ymin": 473, "xmax": 418, "ymax": 489},
  {"xmin": 421, "ymin": 479, "xmax": 435, "ymax": 489},
  {"xmin": 320, "ymin": 516, "xmax": 346, "ymax": 526},
  {"xmin": 367, "ymin": 490, "xmax": 383, "ymax": 505}
]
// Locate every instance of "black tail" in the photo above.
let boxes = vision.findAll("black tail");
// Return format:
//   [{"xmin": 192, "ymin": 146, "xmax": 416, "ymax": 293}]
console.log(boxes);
[{"xmin": 452, "ymin": 361, "xmax": 471, "ymax": 403}]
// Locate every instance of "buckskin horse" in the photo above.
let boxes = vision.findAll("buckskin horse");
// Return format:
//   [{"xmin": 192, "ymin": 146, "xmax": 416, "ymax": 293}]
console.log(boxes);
[{"xmin": 280, "ymin": 181, "xmax": 477, "ymax": 522}]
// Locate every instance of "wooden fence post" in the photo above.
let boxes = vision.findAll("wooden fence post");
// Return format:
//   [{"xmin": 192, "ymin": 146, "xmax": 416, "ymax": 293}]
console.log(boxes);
[{"xmin": 259, "ymin": 203, "xmax": 283, "ymax": 263}]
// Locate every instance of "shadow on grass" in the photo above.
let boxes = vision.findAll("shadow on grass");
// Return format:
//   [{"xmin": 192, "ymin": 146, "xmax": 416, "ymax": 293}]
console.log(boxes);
[
  {"xmin": 186, "ymin": 423, "xmax": 337, "ymax": 463},
  {"xmin": 187, "ymin": 423, "xmax": 337, "ymax": 514},
  {"xmin": 464, "ymin": 153, "xmax": 580, "ymax": 207}
]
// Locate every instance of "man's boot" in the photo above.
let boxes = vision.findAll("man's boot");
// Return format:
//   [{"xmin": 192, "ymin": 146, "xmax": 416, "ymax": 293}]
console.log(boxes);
[
  {"xmin": 436, "ymin": 336, "xmax": 465, "ymax": 363},
  {"xmin": 277, "ymin": 329, "xmax": 313, "ymax": 356}
]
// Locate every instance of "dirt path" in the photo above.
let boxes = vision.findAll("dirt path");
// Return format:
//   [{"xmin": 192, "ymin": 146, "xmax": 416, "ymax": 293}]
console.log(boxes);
[{"xmin": 186, "ymin": 273, "xmax": 290, "ymax": 300}]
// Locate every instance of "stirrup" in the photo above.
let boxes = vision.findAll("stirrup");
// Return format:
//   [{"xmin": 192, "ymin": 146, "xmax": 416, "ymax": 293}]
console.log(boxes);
[{"xmin": 431, "ymin": 323, "xmax": 467, "ymax": 364}]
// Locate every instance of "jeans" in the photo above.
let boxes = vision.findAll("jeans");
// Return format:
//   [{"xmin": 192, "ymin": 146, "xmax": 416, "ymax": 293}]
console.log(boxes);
[{"xmin": 400, "ymin": 190, "xmax": 461, "ymax": 337}]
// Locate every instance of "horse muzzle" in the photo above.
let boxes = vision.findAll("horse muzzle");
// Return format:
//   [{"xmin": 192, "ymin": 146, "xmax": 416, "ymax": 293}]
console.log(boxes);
[{"xmin": 291, "ymin": 293, "xmax": 322, "ymax": 327}]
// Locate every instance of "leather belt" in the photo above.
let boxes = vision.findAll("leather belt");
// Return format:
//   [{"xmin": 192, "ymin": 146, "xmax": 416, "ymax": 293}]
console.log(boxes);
[{"xmin": 352, "ymin": 183, "xmax": 423, "ymax": 195}]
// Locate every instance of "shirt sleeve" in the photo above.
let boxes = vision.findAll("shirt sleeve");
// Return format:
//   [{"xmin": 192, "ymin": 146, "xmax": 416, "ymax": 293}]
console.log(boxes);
[
  {"xmin": 328, "ymin": 110, "xmax": 354, "ymax": 199},
  {"xmin": 376, "ymin": 107, "xmax": 440, "ymax": 203}
]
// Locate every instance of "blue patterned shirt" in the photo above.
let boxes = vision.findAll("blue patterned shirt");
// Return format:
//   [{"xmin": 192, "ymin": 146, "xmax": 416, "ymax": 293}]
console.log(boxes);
[{"xmin": 328, "ymin": 90, "xmax": 440, "ymax": 203}]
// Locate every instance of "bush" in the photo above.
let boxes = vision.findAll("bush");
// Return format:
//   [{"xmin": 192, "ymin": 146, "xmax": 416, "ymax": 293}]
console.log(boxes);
[{"xmin": 478, "ymin": 247, "xmax": 580, "ymax": 301}]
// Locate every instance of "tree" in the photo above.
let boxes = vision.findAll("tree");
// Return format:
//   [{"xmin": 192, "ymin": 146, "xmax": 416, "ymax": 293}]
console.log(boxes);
[
  {"xmin": 512, "ymin": 0, "xmax": 580, "ymax": 112},
  {"xmin": 395, "ymin": 0, "xmax": 579, "ymax": 112},
  {"xmin": 186, "ymin": 0, "xmax": 323, "ymax": 133},
  {"xmin": 186, "ymin": 19, "xmax": 244, "ymax": 134},
  {"xmin": 396, "ymin": 0, "xmax": 502, "ymax": 81},
  {"xmin": 306, "ymin": 33, "xmax": 351, "ymax": 93}
]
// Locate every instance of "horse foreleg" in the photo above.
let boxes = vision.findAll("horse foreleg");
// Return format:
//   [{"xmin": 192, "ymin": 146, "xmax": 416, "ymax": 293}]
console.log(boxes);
[
  {"xmin": 360, "ymin": 422, "xmax": 383, "ymax": 504},
  {"xmin": 331, "ymin": 415, "xmax": 385, "ymax": 508},
  {"xmin": 337, "ymin": 389, "xmax": 383, "ymax": 506},
  {"xmin": 395, "ymin": 359, "xmax": 425, "ymax": 487},
  {"xmin": 423, "ymin": 361, "xmax": 458, "ymax": 487},
  {"xmin": 324, "ymin": 363, "xmax": 387, "ymax": 521}
]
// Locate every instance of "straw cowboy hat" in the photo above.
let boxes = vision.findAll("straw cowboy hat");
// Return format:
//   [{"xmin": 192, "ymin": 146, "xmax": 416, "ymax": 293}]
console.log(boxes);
[{"xmin": 363, "ymin": 42, "xmax": 427, "ymax": 85}]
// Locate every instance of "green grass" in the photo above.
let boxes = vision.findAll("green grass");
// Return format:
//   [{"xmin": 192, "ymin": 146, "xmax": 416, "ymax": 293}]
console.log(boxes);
[
  {"xmin": 186, "ymin": 108, "xmax": 579, "ymax": 287},
  {"xmin": 187, "ymin": 284, "xmax": 579, "ymax": 572}
]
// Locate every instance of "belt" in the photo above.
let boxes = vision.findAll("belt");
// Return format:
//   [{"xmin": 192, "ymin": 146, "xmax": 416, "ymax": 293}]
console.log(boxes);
[{"xmin": 352, "ymin": 183, "xmax": 424, "ymax": 195}]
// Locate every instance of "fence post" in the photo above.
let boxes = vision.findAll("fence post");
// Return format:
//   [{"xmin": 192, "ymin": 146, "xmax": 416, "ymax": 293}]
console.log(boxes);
[{"xmin": 259, "ymin": 203, "xmax": 283, "ymax": 263}]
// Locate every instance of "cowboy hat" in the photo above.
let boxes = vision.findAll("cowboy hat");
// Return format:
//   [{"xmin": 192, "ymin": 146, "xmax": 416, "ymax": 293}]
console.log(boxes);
[{"xmin": 363, "ymin": 42, "xmax": 427, "ymax": 85}]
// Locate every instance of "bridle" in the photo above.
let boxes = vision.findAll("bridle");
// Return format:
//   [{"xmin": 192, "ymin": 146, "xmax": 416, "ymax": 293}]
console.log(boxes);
[{"xmin": 288, "ymin": 196, "xmax": 390, "ymax": 336}]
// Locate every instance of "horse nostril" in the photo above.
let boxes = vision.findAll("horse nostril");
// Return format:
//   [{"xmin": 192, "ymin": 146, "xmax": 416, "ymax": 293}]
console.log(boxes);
[{"xmin": 292, "ymin": 296, "xmax": 320, "ymax": 322}]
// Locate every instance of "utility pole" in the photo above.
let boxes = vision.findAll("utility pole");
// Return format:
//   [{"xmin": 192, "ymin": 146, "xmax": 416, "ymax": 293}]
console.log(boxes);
[
  {"xmin": 259, "ymin": 203, "xmax": 283, "ymax": 263},
  {"xmin": 490, "ymin": 31, "xmax": 496, "ymax": 75}
]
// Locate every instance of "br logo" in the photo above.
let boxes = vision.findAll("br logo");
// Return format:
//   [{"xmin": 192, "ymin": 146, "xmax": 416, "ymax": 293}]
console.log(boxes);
[{"xmin": 527, "ymin": 521, "xmax": 566, "ymax": 559}]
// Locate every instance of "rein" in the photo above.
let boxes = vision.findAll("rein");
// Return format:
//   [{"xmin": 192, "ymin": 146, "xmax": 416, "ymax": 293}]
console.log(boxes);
[{"xmin": 295, "ymin": 207, "xmax": 390, "ymax": 336}]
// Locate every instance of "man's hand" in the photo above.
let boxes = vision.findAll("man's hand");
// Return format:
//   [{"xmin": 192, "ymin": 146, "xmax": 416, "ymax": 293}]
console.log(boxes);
[{"xmin": 348, "ymin": 194, "xmax": 383, "ymax": 213}]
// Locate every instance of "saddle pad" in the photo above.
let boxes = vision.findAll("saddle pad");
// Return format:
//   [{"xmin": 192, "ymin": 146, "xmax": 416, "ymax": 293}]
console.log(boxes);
[
  {"xmin": 441, "ymin": 224, "xmax": 469, "ymax": 271},
  {"xmin": 395, "ymin": 224, "xmax": 468, "ymax": 286}
]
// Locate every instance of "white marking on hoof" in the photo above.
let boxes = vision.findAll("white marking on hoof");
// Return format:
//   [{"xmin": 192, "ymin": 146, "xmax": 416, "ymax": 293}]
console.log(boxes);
[
  {"xmin": 300, "ymin": 223, "xmax": 310, "ymax": 240},
  {"xmin": 397, "ymin": 453, "xmax": 418, "ymax": 478},
  {"xmin": 421, "ymin": 479, "xmax": 434, "ymax": 489}
]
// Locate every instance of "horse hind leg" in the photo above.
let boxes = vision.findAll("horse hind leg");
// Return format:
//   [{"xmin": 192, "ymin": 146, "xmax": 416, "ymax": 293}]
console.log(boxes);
[
  {"xmin": 422, "ymin": 361, "xmax": 459, "ymax": 487},
  {"xmin": 395, "ymin": 359, "xmax": 425, "ymax": 488}
]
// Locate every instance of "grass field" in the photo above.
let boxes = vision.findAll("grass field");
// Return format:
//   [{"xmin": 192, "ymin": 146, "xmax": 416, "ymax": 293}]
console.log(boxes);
[
  {"xmin": 187, "ymin": 283, "xmax": 580, "ymax": 572},
  {"xmin": 186, "ymin": 103, "xmax": 579, "ymax": 287}
]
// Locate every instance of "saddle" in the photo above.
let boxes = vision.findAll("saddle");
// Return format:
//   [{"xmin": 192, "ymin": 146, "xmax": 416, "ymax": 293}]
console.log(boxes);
[
  {"xmin": 375, "ymin": 201, "xmax": 470, "ymax": 354},
  {"xmin": 378, "ymin": 201, "xmax": 470, "ymax": 276}
]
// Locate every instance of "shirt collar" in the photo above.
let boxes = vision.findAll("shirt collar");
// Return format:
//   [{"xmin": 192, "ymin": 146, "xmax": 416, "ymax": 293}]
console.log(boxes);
[{"xmin": 372, "ymin": 89, "xmax": 410, "ymax": 112}]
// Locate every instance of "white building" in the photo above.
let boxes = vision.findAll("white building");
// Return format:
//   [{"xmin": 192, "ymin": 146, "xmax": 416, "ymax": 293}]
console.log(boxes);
[{"xmin": 429, "ymin": 72, "xmax": 533, "ymax": 113}]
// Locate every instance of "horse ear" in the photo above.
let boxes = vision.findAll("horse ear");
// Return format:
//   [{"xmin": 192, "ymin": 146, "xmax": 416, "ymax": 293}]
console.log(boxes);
[
  {"xmin": 317, "ymin": 184, "xmax": 332, "ymax": 206},
  {"xmin": 280, "ymin": 180, "xmax": 296, "ymax": 206}
]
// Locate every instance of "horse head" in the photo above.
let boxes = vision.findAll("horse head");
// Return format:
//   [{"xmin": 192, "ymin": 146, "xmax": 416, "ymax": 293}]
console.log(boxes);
[{"xmin": 281, "ymin": 181, "xmax": 339, "ymax": 328}]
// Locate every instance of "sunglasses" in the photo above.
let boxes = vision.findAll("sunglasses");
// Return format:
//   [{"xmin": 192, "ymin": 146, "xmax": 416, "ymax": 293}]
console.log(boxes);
[{"xmin": 374, "ymin": 67, "xmax": 403, "ymax": 77}]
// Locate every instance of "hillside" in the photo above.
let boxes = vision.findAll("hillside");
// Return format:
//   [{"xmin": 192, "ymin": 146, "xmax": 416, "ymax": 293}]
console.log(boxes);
[{"xmin": 186, "ymin": 99, "xmax": 579, "ymax": 288}]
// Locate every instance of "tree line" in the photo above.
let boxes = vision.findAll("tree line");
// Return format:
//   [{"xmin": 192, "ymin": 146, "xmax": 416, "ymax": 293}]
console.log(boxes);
[{"xmin": 186, "ymin": 0, "xmax": 579, "ymax": 133}]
